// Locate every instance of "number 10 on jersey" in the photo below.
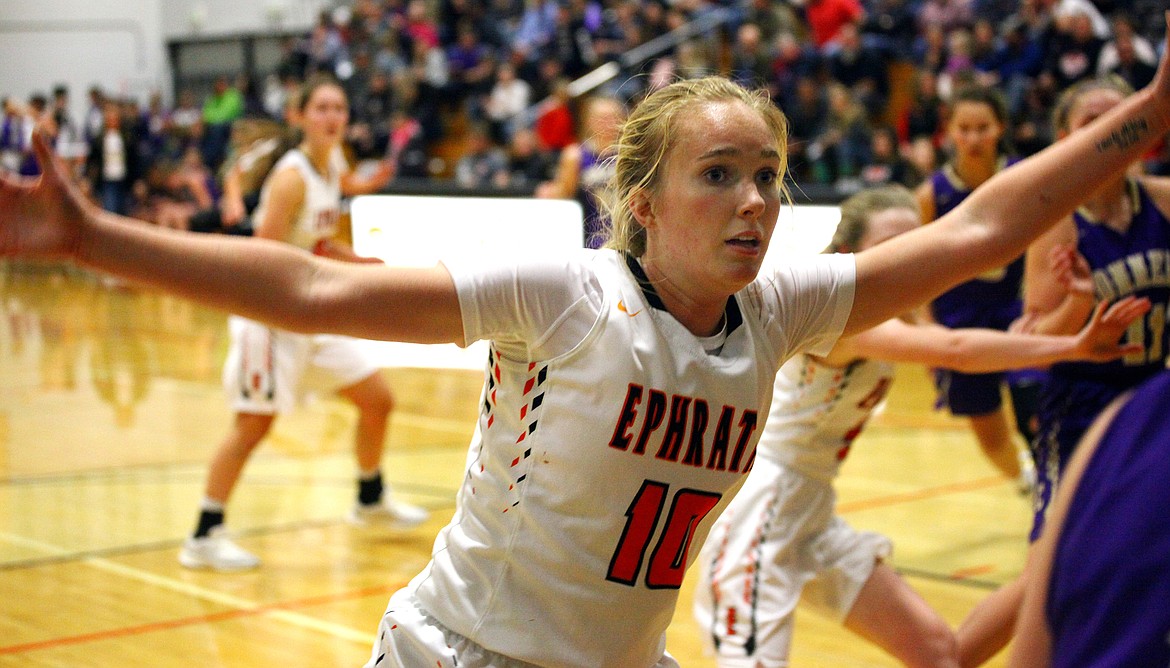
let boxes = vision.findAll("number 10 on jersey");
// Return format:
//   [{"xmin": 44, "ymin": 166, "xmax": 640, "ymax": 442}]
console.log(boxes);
[{"xmin": 607, "ymin": 480, "xmax": 722, "ymax": 589}]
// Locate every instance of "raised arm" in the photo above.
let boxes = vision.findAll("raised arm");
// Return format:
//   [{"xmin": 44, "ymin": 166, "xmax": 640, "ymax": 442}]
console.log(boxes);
[
  {"xmin": 837, "ymin": 297, "xmax": 1148, "ymax": 373},
  {"xmin": 0, "ymin": 132, "xmax": 464, "ymax": 345},
  {"xmin": 844, "ymin": 16, "xmax": 1170, "ymax": 336}
]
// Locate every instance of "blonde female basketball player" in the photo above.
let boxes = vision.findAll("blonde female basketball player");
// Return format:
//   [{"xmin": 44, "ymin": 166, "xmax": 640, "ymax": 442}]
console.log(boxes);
[{"xmin": 2, "ymin": 21, "xmax": 1168, "ymax": 665}]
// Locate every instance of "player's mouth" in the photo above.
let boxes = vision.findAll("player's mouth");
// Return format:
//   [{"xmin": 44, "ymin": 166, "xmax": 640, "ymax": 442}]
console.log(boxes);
[{"xmin": 726, "ymin": 233, "xmax": 762, "ymax": 252}]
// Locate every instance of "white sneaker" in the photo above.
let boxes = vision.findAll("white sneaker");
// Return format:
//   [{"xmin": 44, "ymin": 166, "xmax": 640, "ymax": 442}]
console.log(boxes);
[
  {"xmin": 347, "ymin": 499, "xmax": 430, "ymax": 529},
  {"xmin": 179, "ymin": 527, "xmax": 261, "ymax": 571},
  {"xmin": 1016, "ymin": 452, "xmax": 1038, "ymax": 496}
]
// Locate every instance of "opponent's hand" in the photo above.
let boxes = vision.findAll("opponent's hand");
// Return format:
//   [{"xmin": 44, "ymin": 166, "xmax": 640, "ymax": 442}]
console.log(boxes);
[
  {"xmin": 1073, "ymin": 296, "xmax": 1150, "ymax": 362},
  {"xmin": 1049, "ymin": 243, "xmax": 1094, "ymax": 298},
  {"xmin": 0, "ymin": 131, "xmax": 92, "ymax": 260}
]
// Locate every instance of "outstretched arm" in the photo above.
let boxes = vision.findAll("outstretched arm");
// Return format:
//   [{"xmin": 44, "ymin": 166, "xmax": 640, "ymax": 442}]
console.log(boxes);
[
  {"xmin": 838, "ymin": 297, "xmax": 1149, "ymax": 373},
  {"xmin": 0, "ymin": 133, "xmax": 464, "ymax": 345},
  {"xmin": 845, "ymin": 14, "xmax": 1170, "ymax": 336}
]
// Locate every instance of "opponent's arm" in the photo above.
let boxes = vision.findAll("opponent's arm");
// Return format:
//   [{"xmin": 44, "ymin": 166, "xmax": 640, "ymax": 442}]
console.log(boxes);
[{"xmin": 837, "ymin": 297, "xmax": 1148, "ymax": 373}]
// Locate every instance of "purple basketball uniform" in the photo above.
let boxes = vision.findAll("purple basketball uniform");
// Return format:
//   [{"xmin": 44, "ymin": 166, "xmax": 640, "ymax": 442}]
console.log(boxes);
[
  {"xmin": 1031, "ymin": 179, "xmax": 1170, "ymax": 540},
  {"xmin": 928, "ymin": 160, "xmax": 1035, "ymax": 417},
  {"xmin": 1047, "ymin": 370, "xmax": 1170, "ymax": 667}
]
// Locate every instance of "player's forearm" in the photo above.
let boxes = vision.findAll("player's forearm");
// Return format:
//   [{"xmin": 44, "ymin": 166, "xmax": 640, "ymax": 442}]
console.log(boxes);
[
  {"xmin": 937, "ymin": 328, "xmax": 1085, "ymax": 373},
  {"xmin": 76, "ymin": 207, "xmax": 326, "ymax": 331}
]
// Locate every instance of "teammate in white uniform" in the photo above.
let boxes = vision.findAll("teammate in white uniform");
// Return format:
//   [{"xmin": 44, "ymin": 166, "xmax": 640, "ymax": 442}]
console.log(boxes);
[
  {"xmin": 694, "ymin": 186, "xmax": 1147, "ymax": 668},
  {"xmin": 3, "ymin": 41, "xmax": 1169, "ymax": 666},
  {"xmin": 181, "ymin": 76, "xmax": 427, "ymax": 572}
]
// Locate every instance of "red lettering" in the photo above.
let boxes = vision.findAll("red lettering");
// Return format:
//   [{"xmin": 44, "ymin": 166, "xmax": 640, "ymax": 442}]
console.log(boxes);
[
  {"xmin": 609, "ymin": 383, "xmax": 644, "ymax": 451},
  {"xmin": 655, "ymin": 395, "xmax": 692, "ymax": 462}
]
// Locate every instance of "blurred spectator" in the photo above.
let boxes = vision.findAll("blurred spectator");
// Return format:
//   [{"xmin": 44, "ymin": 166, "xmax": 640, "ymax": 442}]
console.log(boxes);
[
  {"xmin": 913, "ymin": 23, "xmax": 950, "ymax": 74},
  {"xmin": 827, "ymin": 21, "xmax": 890, "ymax": 121},
  {"xmin": 485, "ymin": 62, "xmax": 532, "ymax": 142},
  {"xmin": 861, "ymin": 0, "xmax": 917, "ymax": 57},
  {"xmin": 1096, "ymin": 13, "xmax": 1157, "ymax": 76},
  {"xmin": 135, "ymin": 157, "xmax": 214, "ymax": 231},
  {"xmin": 454, "ymin": 121, "xmax": 509, "ymax": 188},
  {"xmin": 83, "ymin": 86, "xmax": 106, "ymax": 144},
  {"xmin": 1010, "ymin": 77, "xmax": 1058, "ymax": 157},
  {"xmin": 784, "ymin": 75, "xmax": 830, "ymax": 182},
  {"xmin": 859, "ymin": 124, "xmax": 922, "ymax": 187},
  {"xmin": 50, "ymin": 85, "xmax": 87, "ymax": 168},
  {"xmin": 201, "ymin": 76, "xmax": 245, "ymax": 172},
  {"xmin": 349, "ymin": 69, "xmax": 396, "ymax": 158},
  {"xmin": 403, "ymin": 0, "xmax": 442, "ymax": 49},
  {"xmin": 809, "ymin": 82, "xmax": 872, "ymax": 184},
  {"xmin": 549, "ymin": 0, "xmax": 601, "ymax": 79},
  {"xmin": 504, "ymin": 126, "xmax": 556, "ymax": 188},
  {"xmin": 445, "ymin": 23, "xmax": 496, "ymax": 117},
  {"xmin": 1, "ymin": 98, "xmax": 34, "ymax": 175},
  {"xmin": 386, "ymin": 107, "xmax": 430, "ymax": 179},
  {"xmin": 1104, "ymin": 26, "xmax": 1158, "ymax": 90},
  {"xmin": 170, "ymin": 88, "xmax": 204, "ymax": 153},
  {"xmin": 901, "ymin": 68, "xmax": 945, "ymax": 143},
  {"xmin": 1042, "ymin": 6, "xmax": 1104, "ymax": 89},
  {"xmin": 1097, "ymin": 13, "xmax": 1158, "ymax": 90},
  {"xmin": 138, "ymin": 91, "xmax": 171, "ymax": 165},
  {"xmin": 534, "ymin": 77, "xmax": 576, "ymax": 151},
  {"xmin": 513, "ymin": 0, "xmax": 559, "ymax": 64},
  {"xmin": 729, "ymin": 22, "xmax": 774, "ymax": 89},
  {"xmin": 87, "ymin": 99, "xmax": 141, "ymax": 216},
  {"xmin": 591, "ymin": 0, "xmax": 630, "ymax": 64},
  {"xmin": 803, "ymin": 0, "xmax": 866, "ymax": 51},
  {"xmin": 307, "ymin": 9, "xmax": 349, "ymax": 75},
  {"xmin": 408, "ymin": 39, "xmax": 450, "ymax": 141},
  {"xmin": 969, "ymin": 17, "xmax": 1001, "ymax": 71},
  {"xmin": 1053, "ymin": 0, "xmax": 1110, "ymax": 40},
  {"xmin": 25, "ymin": 94, "xmax": 52, "ymax": 175},
  {"xmin": 744, "ymin": 0, "xmax": 802, "ymax": 44},
  {"xmin": 916, "ymin": 0, "xmax": 974, "ymax": 35},
  {"xmin": 770, "ymin": 32, "xmax": 820, "ymax": 105},
  {"xmin": 977, "ymin": 15, "xmax": 1045, "ymax": 117}
]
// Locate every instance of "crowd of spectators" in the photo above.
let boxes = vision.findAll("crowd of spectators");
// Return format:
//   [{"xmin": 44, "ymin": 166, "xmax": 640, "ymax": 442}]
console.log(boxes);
[{"xmin": 2, "ymin": 0, "xmax": 1169, "ymax": 233}]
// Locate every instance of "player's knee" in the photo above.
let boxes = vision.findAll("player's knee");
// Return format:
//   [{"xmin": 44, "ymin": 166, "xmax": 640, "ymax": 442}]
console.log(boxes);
[{"xmin": 356, "ymin": 383, "xmax": 394, "ymax": 417}]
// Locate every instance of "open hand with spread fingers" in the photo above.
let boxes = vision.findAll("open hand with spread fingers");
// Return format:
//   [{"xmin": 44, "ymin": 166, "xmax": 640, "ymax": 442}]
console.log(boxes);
[{"xmin": 0, "ymin": 130, "xmax": 92, "ymax": 261}]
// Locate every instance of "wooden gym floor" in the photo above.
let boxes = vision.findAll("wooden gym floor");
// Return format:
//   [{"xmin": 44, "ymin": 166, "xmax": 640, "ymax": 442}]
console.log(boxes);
[{"xmin": 0, "ymin": 262, "xmax": 1030, "ymax": 667}]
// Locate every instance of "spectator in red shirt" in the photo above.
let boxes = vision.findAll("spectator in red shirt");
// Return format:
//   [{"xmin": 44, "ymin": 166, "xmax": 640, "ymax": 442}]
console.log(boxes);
[
  {"xmin": 534, "ymin": 77, "xmax": 576, "ymax": 151},
  {"xmin": 803, "ymin": 0, "xmax": 865, "ymax": 51}
]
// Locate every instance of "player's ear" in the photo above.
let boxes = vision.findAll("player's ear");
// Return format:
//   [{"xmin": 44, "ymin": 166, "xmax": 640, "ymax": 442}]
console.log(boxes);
[{"xmin": 630, "ymin": 189, "xmax": 655, "ymax": 228}]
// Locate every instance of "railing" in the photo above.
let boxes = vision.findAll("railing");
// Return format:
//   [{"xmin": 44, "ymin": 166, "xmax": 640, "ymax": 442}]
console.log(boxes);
[{"xmin": 516, "ymin": 5, "xmax": 735, "ymax": 129}]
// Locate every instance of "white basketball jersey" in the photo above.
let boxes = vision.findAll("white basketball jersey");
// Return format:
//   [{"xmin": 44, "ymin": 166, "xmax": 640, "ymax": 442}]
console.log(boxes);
[
  {"xmin": 411, "ymin": 250, "xmax": 855, "ymax": 667},
  {"xmin": 253, "ymin": 148, "xmax": 341, "ymax": 252},
  {"xmin": 760, "ymin": 354, "xmax": 894, "ymax": 483}
]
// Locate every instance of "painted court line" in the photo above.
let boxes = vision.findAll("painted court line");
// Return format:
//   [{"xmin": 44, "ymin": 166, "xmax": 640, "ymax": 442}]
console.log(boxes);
[
  {"xmin": 0, "ymin": 530, "xmax": 387, "ymax": 654},
  {"xmin": 836, "ymin": 475, "xmax": 1007, "ymax": 514}
]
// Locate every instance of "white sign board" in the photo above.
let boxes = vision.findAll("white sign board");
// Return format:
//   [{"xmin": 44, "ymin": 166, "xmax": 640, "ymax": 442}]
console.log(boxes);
[{"xmin": 349, "ymin": 195, "xmax": 841, "ymax": 370}]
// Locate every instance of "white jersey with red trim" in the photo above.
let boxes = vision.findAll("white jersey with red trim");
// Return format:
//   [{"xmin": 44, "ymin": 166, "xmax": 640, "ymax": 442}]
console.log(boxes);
[
  {"xmin": 252, "ymin": 148, "xmax": 341, "ymax": 252},
  {"xmin": 761, "ymin": 354, "xmax": 895, "ymax": 483},
  {"xmin": 403, "ymin": 248, "xmax": 855, "ymax": 668}
]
